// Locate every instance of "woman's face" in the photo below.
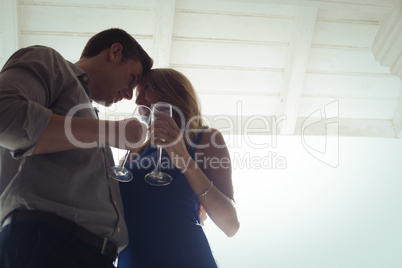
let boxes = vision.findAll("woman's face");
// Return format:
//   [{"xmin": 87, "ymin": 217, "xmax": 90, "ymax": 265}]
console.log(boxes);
[{"xmin": 135, "ymin": 76, "xmax": 161, "ymax": 108}]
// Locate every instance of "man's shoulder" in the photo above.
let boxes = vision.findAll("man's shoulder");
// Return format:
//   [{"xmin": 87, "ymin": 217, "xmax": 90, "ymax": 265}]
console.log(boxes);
[
  {"xmin": 3, "ymin": 45, "xmax": 68, "ymax": 71},
  {"xmin": 0, "ymin": 45, "xmax": 76, "ymax": 84},
  {"xmin": 17, "ymin": 45, "xmax": 62, "ymax": 58}
]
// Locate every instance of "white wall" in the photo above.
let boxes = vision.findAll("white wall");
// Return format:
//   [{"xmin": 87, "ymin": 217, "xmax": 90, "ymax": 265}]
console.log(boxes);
[
  {"xmin": 111, "ymin": 134, "xmax": 402, "ymax": 267},
  {"xmin": 202, "ymin": 135, "xmax": 402, "ymax": 268}
]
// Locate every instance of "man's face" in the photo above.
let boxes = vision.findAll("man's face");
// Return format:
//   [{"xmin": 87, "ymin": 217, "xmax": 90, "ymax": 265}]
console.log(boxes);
[{"xmin": 98, "ymin": 58, "xmax": 143, "ymax": 107}]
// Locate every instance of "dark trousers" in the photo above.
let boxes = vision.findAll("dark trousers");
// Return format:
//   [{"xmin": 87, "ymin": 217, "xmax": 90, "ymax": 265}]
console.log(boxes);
[{"xmin": 0, "ymin": 221, "xmax": 116, "ymax": 268}]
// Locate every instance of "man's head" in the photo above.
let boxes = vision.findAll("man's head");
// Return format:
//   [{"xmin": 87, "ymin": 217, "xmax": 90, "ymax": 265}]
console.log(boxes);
[
  {"xmin": 78, "ymin": 28, "xmax": 153, "ymax": 106},
  {"xmin": 81, "ymin": 28, "xmax": 153, "ymax": 72}
]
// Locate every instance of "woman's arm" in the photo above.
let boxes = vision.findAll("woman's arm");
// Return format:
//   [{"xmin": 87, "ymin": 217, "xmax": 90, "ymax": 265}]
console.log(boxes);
[
  {"xmin": 184, "ymin": 128, "xmax": 239, "ymax": 237},
  {"xmin": 152, "ymin": 114, "xmax": 240, "ymax": 237}
]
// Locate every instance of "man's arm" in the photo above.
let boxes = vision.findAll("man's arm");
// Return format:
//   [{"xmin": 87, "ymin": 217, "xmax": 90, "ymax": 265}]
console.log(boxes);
[{"xmin": 34, "ymin": 113, "xmax": 146, "ymax": 154}]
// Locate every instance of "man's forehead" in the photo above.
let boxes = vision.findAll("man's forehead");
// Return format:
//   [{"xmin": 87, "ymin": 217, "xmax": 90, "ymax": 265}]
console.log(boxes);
[{"xmin": 130, "ymin": 59, "xmax": 143, "ymax": 75}]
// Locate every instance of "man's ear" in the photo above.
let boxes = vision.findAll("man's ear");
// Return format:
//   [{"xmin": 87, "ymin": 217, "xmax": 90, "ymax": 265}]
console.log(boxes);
[{"xmin": 108, "ymin": 43, "xmax": 123, "ymax": 62}]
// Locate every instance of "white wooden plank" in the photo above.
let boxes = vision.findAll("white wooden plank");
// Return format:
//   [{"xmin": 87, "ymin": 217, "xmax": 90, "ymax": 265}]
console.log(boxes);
[
  {"xmin": 20, "ymin": 33, "xmax": 153, "ymax": 63},
  {"xmin": 0, "ymin": 32, "xmax": 4, "ymax": 68},
  {"xmin": 173, "ymin": 12, "xmax": 293, "ymax": 43},
  {"xmin": 0, "ymin": 0, "xmax": 2, "ymax": 33},
  {"xmin": 101, "ymin": 113, "xmax": 399, "ymax": 138},
  {"xmin": 0, "ymin": 1, "xmax": 3, "ymax": 63},
  {"xmin": 299, "ymin": 97, "xmax": 398, "ymax": 119},
  {"xmin": 176, "ymin": 0, "xmax": 298, "ymax": 17},
  {"xmin": 174, "ymin": 67, "xmax": 283, "ymax": 95},
  {"xmin": 20, "ymin": 5, "xmax": 155, "ymax": 36},
  {"xmin": 317, "ymin": 9, "xmax": 383, "ymax": 22},
  {"xmin": 20, "ymin": 34, "xmax": 91, "ymax": 61},
  {"xmin": 279, "ymin": 7, "xmax": 317, "ymax": 135},
  {"xmin": 1, "ymin": 0, "xmax": 20, "ymax": 62},
  {"xmin": 307, "ymin": 47, "xmax": 392, "ymax": 74},
  {"xmin": 303, "ymin": 73, "xmax": 402, "ymax": 100},
  {"xmin": 217, "ymin": 0, "xmax": 398, "ymax": 13},
  {"xmin": 101, "ymin": 107, "xmax": 399, "ymax": 138},
  {"xmin": 204, "ymin": 115, "xmax": 284, "ymax": 140},
  {"xmin": 97, "ymin": 93, "xmax": 280, "ymax": 118},
  {"xmin": 198, "ymin": 93, "xmax": 279, "ymax": 116},
  {"xmin": 152, "ymin": 0, "xmax": 175, "ymax": 67},
  {"xmin": 170, "ymin": 39, "xmax": 287, "ymax": 69},
  {"xmin": 295, "ymin": 117, "xmax": 396, "ymax": 137},
  {"xmin": 0, "ymin": 31, "xmax": 5, "ymax": 61},
  {"xmin": 313, "ymin": 20, "xmax": 379, "ymax": 48},
  {"xmin": 21, "ymin": 0, "xmax": 157, "ymax": 8}
]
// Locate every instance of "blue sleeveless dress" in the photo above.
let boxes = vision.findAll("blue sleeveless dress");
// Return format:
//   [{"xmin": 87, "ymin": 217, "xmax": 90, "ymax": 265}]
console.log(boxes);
[{"xmin": 118, "ymin": 131, "xmax": 217, "ymax": 268}]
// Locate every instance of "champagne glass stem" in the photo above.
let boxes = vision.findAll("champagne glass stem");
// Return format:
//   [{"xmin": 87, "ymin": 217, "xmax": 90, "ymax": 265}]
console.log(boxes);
[
  {"xmin": 109, "ymin": 104, "xmax": 152, "ymax": 182},
  {"xmin": 120, "ymin": 150, "xmax": 130, "ymax": 168},
  {"xmin": 156, "ymin": 146, "xmax": 162, "ymax": 173},
  {"xmin": 144, "ymin": 102, "xmax": 173, "ymax": 186}
]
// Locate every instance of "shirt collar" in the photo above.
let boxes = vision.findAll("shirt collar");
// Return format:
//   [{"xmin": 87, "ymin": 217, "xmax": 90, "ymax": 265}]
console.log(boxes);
[{"xmin": 68, "ymin": 62, "xmax": 91, "ymax": 97}]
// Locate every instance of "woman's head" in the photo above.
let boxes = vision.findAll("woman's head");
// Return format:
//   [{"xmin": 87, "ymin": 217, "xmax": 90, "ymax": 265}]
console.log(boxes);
[{"xmin": 136, "ymin": 68, "xmax": 204, "ymax": 133}]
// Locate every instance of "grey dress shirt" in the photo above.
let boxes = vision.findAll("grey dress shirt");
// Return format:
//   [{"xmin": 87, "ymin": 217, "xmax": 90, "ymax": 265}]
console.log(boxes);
[{"xmin": 0, "ymin": 46, "xmax": 128, "ymax": 249}]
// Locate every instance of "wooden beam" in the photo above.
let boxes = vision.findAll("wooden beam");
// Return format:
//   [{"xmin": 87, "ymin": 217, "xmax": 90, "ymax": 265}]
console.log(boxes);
[
  {"xmin": 371, "ymin": 3, "xmax": 402, "ymax": 138},
  {"xmin": 203, "ymin": 114, "xmax": 396, "ymax": 138},
  {"xmin": 372, "ymin": 5, "xmax": 402, "ymax": 80},
  {"xmin": 99, "ymin": 110, "xmax": 397, "ymax": 138},
  {"xmin": 1, "ymin": 0, "xmax": 19, "ymax": 67},
  {"xmin": 277, "ymin": 7, "xmax": 317, "ymax": 135},
  {"xmin": 393, "ymin": 93, "xmax": 402, "ymax": 138},
  {"xmin": 152, "ymin": 0, "xmax": 176, "ymax": 68}
]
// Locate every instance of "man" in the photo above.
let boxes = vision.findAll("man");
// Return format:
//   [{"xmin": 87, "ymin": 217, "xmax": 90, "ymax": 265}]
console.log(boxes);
[{"xmin": 0, "ymin": 28, "xmax": 153, "ymax": 267}]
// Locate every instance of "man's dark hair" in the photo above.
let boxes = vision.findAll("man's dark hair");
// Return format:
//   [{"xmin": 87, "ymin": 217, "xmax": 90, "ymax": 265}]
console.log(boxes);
[{"xmin": 80, "ymin": 28, "xmax": 153, "ymax": 74}]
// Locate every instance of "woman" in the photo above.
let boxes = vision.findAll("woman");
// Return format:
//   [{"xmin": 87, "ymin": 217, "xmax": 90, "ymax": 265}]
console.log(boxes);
[{"xmin": 118, "ymin": 68, "xmax": 239, "ymax": 268}]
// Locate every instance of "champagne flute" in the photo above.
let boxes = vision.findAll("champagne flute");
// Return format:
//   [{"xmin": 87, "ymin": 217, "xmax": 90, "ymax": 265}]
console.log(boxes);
[
  {"xmin": 144, "ymin": 102, "xmax": 173, "ymax": 186},
  {"xmin": 110, "ymin": 105, "xmax": 152, "ymax": 182}
]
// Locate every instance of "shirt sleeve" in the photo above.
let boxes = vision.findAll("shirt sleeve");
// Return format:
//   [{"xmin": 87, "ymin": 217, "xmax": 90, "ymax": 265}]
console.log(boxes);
[{"xmin": 0, "ymin": 46, "xmax": 66, "ymax": 158}]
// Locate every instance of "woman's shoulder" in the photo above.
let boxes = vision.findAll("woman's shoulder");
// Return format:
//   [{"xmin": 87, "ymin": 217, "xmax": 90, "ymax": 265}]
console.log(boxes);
[
  {"xmin": 195, "ymin": 128, "xmax": 228, "ymax": 155},
  {"xmin": 199, "ymin": 128, "xmax": 224, "ymax": 144}
]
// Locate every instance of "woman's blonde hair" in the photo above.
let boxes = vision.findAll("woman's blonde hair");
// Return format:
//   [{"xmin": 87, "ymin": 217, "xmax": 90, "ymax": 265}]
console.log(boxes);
[{"xmin": 146, "ymin": 68, "xmax": 206, "ymax": 140}]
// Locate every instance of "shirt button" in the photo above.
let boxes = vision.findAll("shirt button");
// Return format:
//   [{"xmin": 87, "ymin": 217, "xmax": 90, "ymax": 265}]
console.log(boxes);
[
  {"xmin": 114, "ymin": 200, "xmax": 118, "ymax": 205},
  {"xmin": 83, "ymin": 76, "xmax": 88, "ymax": 81},
  {"xmin": 117, "ymin": 227, "xmax": 121, "ymax": 233}
]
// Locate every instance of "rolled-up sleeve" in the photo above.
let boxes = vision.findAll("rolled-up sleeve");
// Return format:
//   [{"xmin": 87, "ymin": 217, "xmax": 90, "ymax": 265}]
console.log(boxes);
[
  {"xmin": 0, "ymin": 47, "xmax": 60, "ymax": 158},
  {"xmin": 2, "ymin": 103, "xmax": 51, "ymax": 159}
]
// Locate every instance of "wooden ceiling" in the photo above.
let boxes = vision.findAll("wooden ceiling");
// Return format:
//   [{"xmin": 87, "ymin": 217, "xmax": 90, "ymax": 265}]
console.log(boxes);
[{"xmin": 1, "ymin": 0, "xmax": 401, "ymax": 138}]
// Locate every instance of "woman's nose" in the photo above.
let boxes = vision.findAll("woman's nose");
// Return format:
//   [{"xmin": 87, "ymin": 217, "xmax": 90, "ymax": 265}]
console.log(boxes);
[{"xmin": 135, "ymin": 94, "xmax": 143, "ymax": 105}]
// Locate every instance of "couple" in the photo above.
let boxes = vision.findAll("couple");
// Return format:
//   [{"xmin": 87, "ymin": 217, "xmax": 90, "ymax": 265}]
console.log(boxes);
[{"xmin": 0, "ymin": 28, "xmax": 239, "ymax": 268}]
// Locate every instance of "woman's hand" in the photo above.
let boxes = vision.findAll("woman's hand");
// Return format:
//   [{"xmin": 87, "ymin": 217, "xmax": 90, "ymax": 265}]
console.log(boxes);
[{"xmin": 150, "ymin": 113, "xmax": 191, "ymax": 171}]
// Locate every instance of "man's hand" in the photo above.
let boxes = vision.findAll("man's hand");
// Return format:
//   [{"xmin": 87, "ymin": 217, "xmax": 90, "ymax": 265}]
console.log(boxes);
[{"xmin": 113, "ymin": 118, "xmax": 148, "ymax": 150}]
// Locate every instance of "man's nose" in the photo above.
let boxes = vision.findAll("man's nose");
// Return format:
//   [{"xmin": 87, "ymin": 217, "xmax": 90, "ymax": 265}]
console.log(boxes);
[{"xmin": 124, "ymin": 88, "xmax": 133, "ymax": 100}]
